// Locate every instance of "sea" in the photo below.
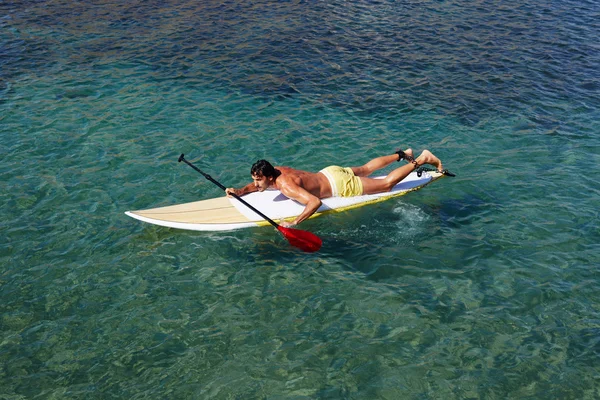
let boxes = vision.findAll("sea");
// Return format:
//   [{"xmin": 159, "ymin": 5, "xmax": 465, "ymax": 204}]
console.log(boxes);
[{"xmin": 1, "ymin": 0, "xmax": 599, "ymax": 398}]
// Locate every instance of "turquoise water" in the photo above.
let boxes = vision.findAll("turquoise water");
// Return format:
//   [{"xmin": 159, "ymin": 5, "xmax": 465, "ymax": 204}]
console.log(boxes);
[{"xmin": 2, "ymin": 0, "xmax": 599, "ymax": 398}]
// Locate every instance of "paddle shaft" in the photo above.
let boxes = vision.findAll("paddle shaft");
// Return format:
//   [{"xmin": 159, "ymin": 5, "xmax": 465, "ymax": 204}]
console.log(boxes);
[{"xmin": 178, "ymin": 154, "xmax": 279, "ymax": 229}]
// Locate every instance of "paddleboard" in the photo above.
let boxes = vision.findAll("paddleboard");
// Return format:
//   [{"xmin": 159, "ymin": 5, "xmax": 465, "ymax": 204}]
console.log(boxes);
[{"xmin": 125, "ymin": 170, "xmax": 446, "ymax": 231}]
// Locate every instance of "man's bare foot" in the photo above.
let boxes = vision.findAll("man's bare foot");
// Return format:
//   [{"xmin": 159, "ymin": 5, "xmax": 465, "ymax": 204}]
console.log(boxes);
[{"xmin": 416, "ymin": 150, "xmax": 443, "ymax": 172}]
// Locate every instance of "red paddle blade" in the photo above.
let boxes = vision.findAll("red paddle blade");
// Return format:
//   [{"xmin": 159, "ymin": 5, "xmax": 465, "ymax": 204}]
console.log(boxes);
[{"xmin": 277, "ymin": 226, "xmax": 322, "ymax": 252}]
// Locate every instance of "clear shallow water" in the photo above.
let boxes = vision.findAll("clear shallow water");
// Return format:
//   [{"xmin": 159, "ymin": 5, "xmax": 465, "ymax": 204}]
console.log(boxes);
[{"xmin": 1, "ymin": 0, "xmax": 599, "ymax": 398}]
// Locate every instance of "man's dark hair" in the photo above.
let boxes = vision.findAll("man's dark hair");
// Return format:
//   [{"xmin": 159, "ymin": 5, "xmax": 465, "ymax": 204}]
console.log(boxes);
[{"xmin": 251, "ymin": 159, "xmax": 277, "ymax": 178}]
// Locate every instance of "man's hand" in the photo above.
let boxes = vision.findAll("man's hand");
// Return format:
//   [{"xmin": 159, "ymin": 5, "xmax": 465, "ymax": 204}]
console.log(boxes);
[
  {"xmin": 280, "ymin": 219, "xmax": 297, "ymax": 228},
  {"xmin": 225, "ymin": 188, "xmax": 238, "ymax": 198}
]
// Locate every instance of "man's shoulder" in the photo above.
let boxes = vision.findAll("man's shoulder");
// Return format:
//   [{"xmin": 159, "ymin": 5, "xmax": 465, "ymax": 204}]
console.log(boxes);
[
  {"xmin": 276, "ymin": 166, "xmax": 300, "ymax": 177},
  {"xmin": 274, "ymin": 168, "xmax": 306, "ymax": 190}
]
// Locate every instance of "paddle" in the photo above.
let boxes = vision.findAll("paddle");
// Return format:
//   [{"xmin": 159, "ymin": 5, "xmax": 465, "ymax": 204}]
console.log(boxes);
[{"xmin": 178, "ymin": 154, "xmax": 322, "ymax": 252}]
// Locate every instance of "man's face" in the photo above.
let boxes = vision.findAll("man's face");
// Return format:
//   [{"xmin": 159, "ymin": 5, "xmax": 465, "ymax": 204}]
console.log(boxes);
[{"xmin": 252, "ymin": 174, "xmax": 272, "ymax": 191}]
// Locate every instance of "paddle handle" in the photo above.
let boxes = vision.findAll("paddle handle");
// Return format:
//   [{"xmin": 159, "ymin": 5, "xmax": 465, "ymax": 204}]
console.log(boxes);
[{"xmin": 178, "ymin": 154, "xmax": 279, "ymax": 229}]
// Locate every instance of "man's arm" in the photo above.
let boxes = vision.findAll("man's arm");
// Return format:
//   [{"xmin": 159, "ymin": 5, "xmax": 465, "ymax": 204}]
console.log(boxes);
[
  {"xmin": 278, "ymin": 182, "xmax": 322, "ymax": 226},
  {"xmin": 225, "ymin": 182, "xmax": 257, "ymax": 197}
]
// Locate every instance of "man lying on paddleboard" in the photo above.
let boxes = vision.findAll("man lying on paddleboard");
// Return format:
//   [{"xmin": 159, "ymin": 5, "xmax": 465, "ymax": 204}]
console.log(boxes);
[{"xmin": 225, "ymin": 149, "xmax": 444, "ymax": 227}]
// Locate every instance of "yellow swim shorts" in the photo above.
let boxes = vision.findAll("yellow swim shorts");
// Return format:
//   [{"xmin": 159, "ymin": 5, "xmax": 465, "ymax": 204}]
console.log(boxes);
[{"xmin": 320, "ymin": 166, "xmax": 364, "ymax": 197}]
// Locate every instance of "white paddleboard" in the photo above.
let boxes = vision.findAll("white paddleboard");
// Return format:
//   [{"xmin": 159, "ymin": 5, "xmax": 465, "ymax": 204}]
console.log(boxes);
[{"xmin": 125, "ymin": 170, "xmax": 446, "ymax": 231}]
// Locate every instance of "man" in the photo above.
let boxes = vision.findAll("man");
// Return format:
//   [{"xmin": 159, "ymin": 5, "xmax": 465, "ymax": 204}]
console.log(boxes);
[{"xmin": 226, "ymin": 148, "xmax": 444, "ymax": 227}]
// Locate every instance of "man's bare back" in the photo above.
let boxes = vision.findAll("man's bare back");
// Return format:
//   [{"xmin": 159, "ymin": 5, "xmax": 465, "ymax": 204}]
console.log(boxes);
[
  {"xmin": 274, "ymin": 167, "xmax": 333, "ymax": 198},
  {"xmin": 226, "ymin": 148, "xmax": 444, "ymax": 227}
]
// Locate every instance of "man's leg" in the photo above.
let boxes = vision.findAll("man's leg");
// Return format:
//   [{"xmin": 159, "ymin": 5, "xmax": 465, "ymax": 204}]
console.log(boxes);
[
  {"xmin": 358, "ymin": 150, "xmax": 443, "ymax": 195},
  {"xmin": 350, "ymin": 149, "xmax": 414, "ymax": 177}
]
